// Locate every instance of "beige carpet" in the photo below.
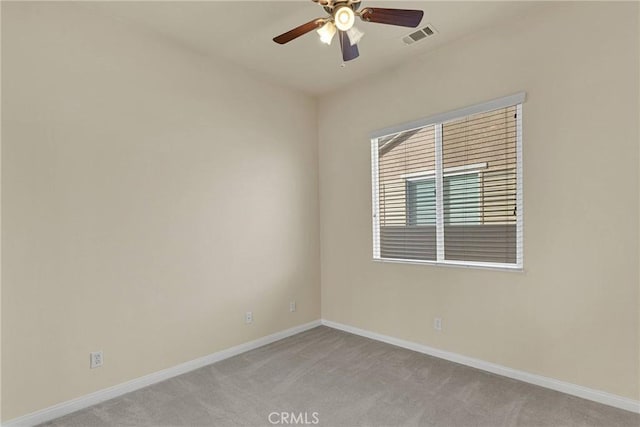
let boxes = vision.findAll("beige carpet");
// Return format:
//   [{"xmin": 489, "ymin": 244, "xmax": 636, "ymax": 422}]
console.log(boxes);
[{"xmin": 41, "ymin": 326, "xmax": 639, "ymax": 426}]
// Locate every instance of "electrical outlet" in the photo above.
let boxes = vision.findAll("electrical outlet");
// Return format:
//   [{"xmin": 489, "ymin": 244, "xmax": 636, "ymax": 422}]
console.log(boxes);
[
  {"xmin": 289, "ymin": 301, "xmax": 296, "ymax": 312},
  {"xmin": 245, "ymin": 311, "xmax": 253, "ymax": 324},
  {"xmin": 90, "ymin": 351, "xmax": 103, "ymax": 369},
  {"xmin": 433, "ymin": 317, "xmax": 442, "ymax": 331}
]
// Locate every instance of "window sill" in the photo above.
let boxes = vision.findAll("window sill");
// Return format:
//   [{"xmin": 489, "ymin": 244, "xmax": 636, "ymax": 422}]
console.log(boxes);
[{"xmin": 372, "ymin": 257, "xmax": 524, "ymax": 273}]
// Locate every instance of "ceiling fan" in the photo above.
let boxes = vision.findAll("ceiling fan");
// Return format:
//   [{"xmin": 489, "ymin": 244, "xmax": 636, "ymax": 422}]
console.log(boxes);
[{"xmin": 273, "ymin": 0, "xmax": 424, "ymax": 62}]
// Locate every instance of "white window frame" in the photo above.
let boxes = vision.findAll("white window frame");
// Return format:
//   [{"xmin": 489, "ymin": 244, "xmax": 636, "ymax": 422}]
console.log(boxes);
[{"xmin": 370, "ymin": 93, "xmax": 525, "ymax": 271}]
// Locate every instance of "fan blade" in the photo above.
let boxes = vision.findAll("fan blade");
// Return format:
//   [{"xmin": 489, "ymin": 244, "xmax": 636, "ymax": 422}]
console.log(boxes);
[
  {"xmin": 339, "ymin": 30, "xmax": 359, "ymax": 62},
  {"xmin": 359, "ymin": 8, "xmax": 424, "ymax": 28},
  {"xmin": 273, "ymin": 18, "xmax": 325, "ymax": 44}
]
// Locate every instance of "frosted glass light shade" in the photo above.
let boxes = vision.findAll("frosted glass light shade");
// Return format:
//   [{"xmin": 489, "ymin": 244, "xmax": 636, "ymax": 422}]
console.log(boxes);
[
  {"xmin": 347, "ymin": 27, "xmax": 364, "ymax": 45},
  {"xmin": 317, "ymin": 21, "xmax": 337, "ymax": 45},
  {"xmin": 334, "ymin": 6, "xmax": 355, "ymax": 31}
]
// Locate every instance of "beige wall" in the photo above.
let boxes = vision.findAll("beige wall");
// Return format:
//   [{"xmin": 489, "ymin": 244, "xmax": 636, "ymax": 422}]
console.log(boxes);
[
  {"xmin": 1, "ymin": 2, "xmax": 320, "ymax": 421},
  {"xmin": 0, "ymin": 2, "xmax": 3, "ymax": 420},
  {"xmin": 319, "ymin": 1, "xmax": 640, "ymax": 401}
]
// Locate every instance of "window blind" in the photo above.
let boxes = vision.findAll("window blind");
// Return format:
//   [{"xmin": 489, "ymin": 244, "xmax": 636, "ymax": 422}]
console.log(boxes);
[{"xmin": 371, "ymin": 94, "xmax": 523, "ymax": 269}]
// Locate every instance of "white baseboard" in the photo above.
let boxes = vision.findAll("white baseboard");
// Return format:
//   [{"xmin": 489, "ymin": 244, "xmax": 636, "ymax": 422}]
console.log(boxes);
[
  {"xmin": 321, "ymin": 319, "xmax": 640, "ymax": 414},
  {"xmin": 4, "ymin": 318, "xmax": 638, "ymax": 426},
  {"xmin": 2, "ymin": 320, "xmax": 322, "ymax": 427}
]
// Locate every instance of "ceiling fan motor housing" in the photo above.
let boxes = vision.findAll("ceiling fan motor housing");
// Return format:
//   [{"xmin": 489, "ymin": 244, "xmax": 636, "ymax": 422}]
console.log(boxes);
[{"xmin": 321, "ymin": 0, "xmax": 361, "ymax": 14}]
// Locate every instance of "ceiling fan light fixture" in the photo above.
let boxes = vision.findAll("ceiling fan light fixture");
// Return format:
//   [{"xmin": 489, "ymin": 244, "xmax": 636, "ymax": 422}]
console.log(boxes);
[
  {"xmin": 334, "ymin": 6, "xmax": 355, "ymax": 31},
  {"xmin": 346, "ymin": 26, "xmax": 364, "ymax": 46},
  {"xmin": 272, "ymin": 1, "xmax": 424, "ymax": 63},
  {"xmin": 317, "ymin": 21, "xmax": 337, "ymax": 45}
]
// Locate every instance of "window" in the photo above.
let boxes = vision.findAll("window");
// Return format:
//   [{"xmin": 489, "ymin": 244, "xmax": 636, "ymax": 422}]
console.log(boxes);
[
  {"xmin": 407, "ymin": 171, "xmax": 481, "ymax": 226},
  {"xmin": 407, "ymin": 177, "xmax": 436, "ymax": 225},
  {"xmin": 371, "ymin": 93, "xmax": 524, "ymax": 269}
]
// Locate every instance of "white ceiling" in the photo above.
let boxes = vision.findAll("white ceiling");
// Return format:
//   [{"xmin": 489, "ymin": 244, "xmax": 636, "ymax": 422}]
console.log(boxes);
[{"xmin": 83, "ymin": 1, "xmax": 549, "ymax": 95}]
